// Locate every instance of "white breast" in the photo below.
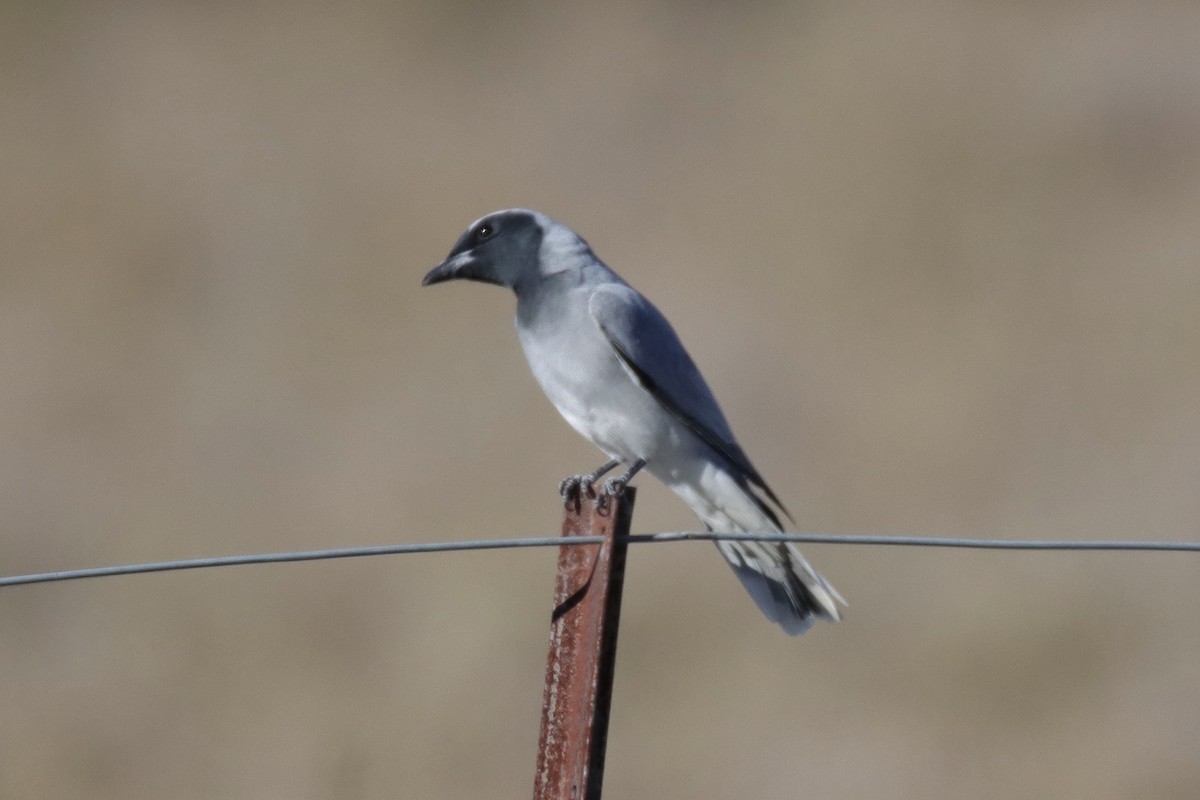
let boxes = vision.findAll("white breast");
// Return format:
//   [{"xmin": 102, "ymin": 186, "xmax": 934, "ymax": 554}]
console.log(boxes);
[{"xmin": 516, "ymin": 313, "xmax": 679, "ymax": 463}]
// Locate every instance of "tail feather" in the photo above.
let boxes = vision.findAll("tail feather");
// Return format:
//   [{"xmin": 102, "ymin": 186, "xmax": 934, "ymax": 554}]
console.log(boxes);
[
  {"xmin": 653, "ymin": 457, "xmax": 845, "ymax": 635},
  {"xmin": 715, "ymin": 539, "xmax": 844, "ymax": 636},
  {"xmin": 722, "ymin": 472, "xmax": 843, "ymax": 633}
]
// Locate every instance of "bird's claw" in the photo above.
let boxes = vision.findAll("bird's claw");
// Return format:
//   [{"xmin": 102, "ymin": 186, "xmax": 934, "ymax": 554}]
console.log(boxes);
[
  {"xmin": 602, "ymin": 476, "xmax": 626, "ymax": 498},
  {"xmin": 560, "ymin": 459, "xmax": 631, "ymax": 509},
  {"xmin": 559, "ymin": 474, "xmax": 595, "ymax": 503},
  {"xmin": 593, "ymin": 476, "xmax": 629, "ymax": 510}
]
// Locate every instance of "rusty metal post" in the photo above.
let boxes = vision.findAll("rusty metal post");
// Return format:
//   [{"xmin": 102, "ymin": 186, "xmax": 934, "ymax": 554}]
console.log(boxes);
[{"xmin": 532, "ymin": 486, "xmax": 635, "ymax": 800}]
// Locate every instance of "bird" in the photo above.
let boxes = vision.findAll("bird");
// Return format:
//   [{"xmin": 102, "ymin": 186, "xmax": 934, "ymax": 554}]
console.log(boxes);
[{"xmin": 422, "ymin": 209, "xmax": 843, "ymax": 634}]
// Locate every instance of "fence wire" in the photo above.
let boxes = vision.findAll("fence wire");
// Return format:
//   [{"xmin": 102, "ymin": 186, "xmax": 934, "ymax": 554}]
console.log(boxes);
[{"xmin": 1, "ymin": 531, "xmax": 1197, "ymax": 588}]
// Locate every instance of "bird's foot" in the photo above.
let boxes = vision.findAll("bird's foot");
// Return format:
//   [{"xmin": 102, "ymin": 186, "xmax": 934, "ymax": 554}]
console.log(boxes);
[
  {"xmin": 598, "ymin": 476, "xmax": 628, "ymax": 504},
  {"xmin": 559, "ymin": 473, "xmax": 597, "ymax": 503},
  {"xmin": 596, "ymin": 458, "xmax": 647, "ymax": 509},
  {"xmin": 559, "ymin": 459, "xmax": 622, "ymax": 507},
  {"xmin": 593, "ymin": 476, "xmax": 628, "ymax": 511}
]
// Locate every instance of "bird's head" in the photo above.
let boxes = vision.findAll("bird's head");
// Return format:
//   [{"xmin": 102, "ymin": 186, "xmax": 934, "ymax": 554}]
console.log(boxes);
[
  {"xmin": 422, "ymin": 209, "xmax": 598, "ymax": 293},
  {"xmin": 421, "ymin": 209, "xmax": 546, "ymax": 291}
]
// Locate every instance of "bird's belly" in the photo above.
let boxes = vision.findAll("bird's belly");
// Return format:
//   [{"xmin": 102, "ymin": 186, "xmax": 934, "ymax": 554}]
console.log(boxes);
[
  {"xmin": 521, "ymin": 333, "xmax": 678, "ymax": 462},
  {"xmin": 546, "ymin": 369, "xmax": 678, "ymax": 460}
]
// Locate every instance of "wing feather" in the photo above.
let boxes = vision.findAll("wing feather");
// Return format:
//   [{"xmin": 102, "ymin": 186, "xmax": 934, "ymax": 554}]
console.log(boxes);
[{"xmin": 588, "ymin": 285, "xmax": 792, "ymax": 525}]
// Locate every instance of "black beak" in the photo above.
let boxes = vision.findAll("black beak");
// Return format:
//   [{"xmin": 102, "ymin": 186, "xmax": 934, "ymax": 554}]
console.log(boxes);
[
  {"xmin": 421, "ymin": 256, "xmax": 461, "ymax": 286},
  {"xmin": 421, "ymin": 251, "xmax": 504, "ymax": 288}
]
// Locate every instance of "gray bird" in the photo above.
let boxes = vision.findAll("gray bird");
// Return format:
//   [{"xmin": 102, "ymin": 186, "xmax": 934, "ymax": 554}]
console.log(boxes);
[{"xmin": 422, "ymin": 209, "xmax": 843, "ymax": 634}]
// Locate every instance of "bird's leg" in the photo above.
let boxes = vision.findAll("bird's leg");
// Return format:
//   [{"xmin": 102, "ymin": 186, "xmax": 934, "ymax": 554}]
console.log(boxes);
[
  {"xmin": 600, "ymin": 458, "xmax": 646, "ymax": 504},
  {"xmin": 559, "ymin": 458, "xmax": 621, "ymax": 502}
]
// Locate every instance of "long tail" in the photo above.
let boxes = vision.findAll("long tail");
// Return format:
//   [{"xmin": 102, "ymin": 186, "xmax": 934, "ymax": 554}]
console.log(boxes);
[
  {"xmin": 714, "ymin": 538, "xmax": 844, "ymax": 635},
  {"xmin": 651, "ymin": 448, "xmax": 845, "ymax": 634},
  {"xmin": 664, "ymin": 461, "xmax": 845, "ymax": 635}
]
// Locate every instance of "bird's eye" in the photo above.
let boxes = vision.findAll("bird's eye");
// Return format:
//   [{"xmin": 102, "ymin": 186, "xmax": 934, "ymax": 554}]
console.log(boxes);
[{"xmin": 474, "ymin": 223, "xmax": 493, "ymax": 243}]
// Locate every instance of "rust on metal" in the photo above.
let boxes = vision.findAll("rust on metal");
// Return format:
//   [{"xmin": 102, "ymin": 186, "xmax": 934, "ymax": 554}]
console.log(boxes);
[{"xmin": 532, "ymin": 486, "xmax": 635, "ymax": 800}]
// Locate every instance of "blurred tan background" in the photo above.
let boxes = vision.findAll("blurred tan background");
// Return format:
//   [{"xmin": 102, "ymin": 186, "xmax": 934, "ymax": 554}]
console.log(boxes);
[{"xmin": 2, "ymin": 1, "xmax": 1199, "ymax": 798}]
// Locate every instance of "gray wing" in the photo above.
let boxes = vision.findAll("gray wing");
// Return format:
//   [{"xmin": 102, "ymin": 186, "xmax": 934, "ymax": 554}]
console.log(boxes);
[{"xmin": 588, "ymin": 284, "xmax": 792, "ymax": 526}]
